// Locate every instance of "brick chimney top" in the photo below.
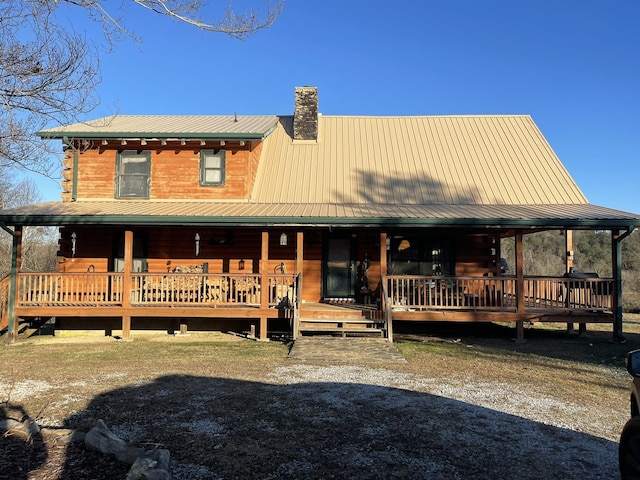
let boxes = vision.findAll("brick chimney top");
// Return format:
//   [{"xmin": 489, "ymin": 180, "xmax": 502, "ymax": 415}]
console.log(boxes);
[{"xmin": 293, "ymin": 86, "xmax": 318, "ymax": 141}]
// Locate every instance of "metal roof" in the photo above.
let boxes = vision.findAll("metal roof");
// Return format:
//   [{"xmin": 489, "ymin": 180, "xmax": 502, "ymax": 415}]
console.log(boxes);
[
  {"xmin": 0, "ymin": 200, "xmax": 638, "ymax": 229},
  {"xmin": 37, "ymin": 115, "xmax": 279, "ymax": 140},
  {"xmin": 5, "ymin": 113, "xmax": 637, "ymax": 229},
  {"xmin": 253, "ymin": 115, "xmax": 588, "ymax": 205}
]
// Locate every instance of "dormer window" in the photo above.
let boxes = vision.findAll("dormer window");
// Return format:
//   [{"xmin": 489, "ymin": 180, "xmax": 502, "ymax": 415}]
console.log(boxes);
[
  {"xmin": 116, "ymin": 151, "xmax": 150, "ymax": 198},
  {"xmin": 200, "ymin": 150, "xmax": 226, "ymax": 186}
]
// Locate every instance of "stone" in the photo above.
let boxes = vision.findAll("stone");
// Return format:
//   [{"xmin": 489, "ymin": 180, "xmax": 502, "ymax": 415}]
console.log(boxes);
[
  {"xmin": 84, "ymin": 419, "xmax": 128, "ymax": 455},
  {"xmin": 126, "ymin": 457, "xmax": 157, "ymax": 480},
  {"xmin": 116, "ymin": 446, "xmax": 147, "ymax": 464},
  {"xmin": 146, "ymin": 448, "xmax": 171, "ymax": 471}
]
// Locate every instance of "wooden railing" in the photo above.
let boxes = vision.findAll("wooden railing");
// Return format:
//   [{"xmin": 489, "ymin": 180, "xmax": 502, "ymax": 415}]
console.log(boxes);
[
  {"xmin": 19, "ymin": 273, "xmax": 124, "ymax": 306},
  {"xmin": 0, "ymin": 275, "xmax": 10, "ymax": 330},
  {"xmin": 386, "ymin": 275, "xmax": 614, "ymax": 312},
  {"xmin": 16, "ymin": 272, "xmax": 297, "ymax": 309}
]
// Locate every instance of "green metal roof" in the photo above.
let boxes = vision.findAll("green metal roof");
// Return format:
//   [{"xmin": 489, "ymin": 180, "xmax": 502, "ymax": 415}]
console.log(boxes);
[
  {"xmin": 37, "ymin": 115, "xmax": 280, "ymax": 140},
  {"xmin": 0, "ymin": 200, "xmax": 638, "ymax": 230}
]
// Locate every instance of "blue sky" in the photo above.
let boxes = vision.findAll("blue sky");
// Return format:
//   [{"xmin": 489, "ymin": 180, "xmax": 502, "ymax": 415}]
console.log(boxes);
[{"xmin": 33, "ymin": 0, "xmax": 640, "ymax": 214}]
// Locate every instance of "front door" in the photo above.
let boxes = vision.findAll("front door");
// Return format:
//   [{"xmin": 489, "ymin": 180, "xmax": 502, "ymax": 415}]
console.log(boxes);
[{"xmin": 323, "ymin": 237, "xmax": 356, "ymax": 299}]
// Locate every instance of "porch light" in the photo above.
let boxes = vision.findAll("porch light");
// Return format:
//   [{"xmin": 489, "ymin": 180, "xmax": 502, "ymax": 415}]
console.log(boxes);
[
  {"xmin": 398, "ymin": 239, "xmax": 411, "ymax": 251},
  {"xmin": 71, "ymin": 232, "xmax": 77, "ymax": 257},
  {"xmin": 195, "ymin": 233, "xmax": 200, "ymax": 257},
  {"xmin": 239, "ymin": 259, "xmax": 245, "ymax": 270},
  {"xmin": 180, "ymin": 139, "xmax": 186, "ymax": 146},
  {"xmin": 140, "ymin": 139, "xmax": 147, "ymax": 146},
  {"xmin": 101, "ymin": 140, "xmax": 108, "ymax": 145},
  {"xmin": 280, "ymin": 233, "xmax": 288, "ymax": 246},
  {"xmin": 220, "ymin": 140, "xmax": 226, "ymax": 146},
  {"xmin": 160, "ymin": 140, "xmax": 167, "ymax": 146},
  {"xmin": 120, "ymin": 140, "xmax": 127, "ymax": 146}
]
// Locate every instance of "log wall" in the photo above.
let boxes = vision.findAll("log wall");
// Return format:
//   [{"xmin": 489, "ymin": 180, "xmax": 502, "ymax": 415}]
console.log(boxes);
[{"xmin": 65, "ymin": 140, "xmax": 257, "ymax": 200}]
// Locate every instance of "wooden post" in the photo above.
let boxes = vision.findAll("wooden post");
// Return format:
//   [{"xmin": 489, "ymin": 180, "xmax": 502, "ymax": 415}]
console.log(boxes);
[
  {"xmin": 6, "ymin": 226, "xmax": 23, "ymax": 344},
  {"xmin": 515, "ymin": 231, "xmax": 525, "ymax": 341},
  {"xmin": 612, "ymin": 229, "xmax": 624, "ymax": 341},
  {"xmin": 294, "ymin": 231, "xmax": 304, "ymax": 339},
  {"xmin": 565, "ymin": 230, "xmax": 575, "ymax": 333},
  {"xmin": 259, "ymin": 231, "xmax": 269, "ymax": 341},
  {"xmin": 121, "ymin": 230, "xmax": 133, "ymax": 339},
  {"xmin": 379, "ymin": 232, "xmax": 389, "ymax": 339}
]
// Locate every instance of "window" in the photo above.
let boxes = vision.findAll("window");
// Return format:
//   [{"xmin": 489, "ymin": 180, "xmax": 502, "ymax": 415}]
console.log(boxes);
[
  {"xmin": 200, "ymin": 150, "xmax": 226, "ymax": 186},
  {"xmin": 116, "ymin": 151, "xmax": 150, "ymax": 198},
  {"xmin": 388, "ymin": 237, "xmax": 453, "ymax": 275}
]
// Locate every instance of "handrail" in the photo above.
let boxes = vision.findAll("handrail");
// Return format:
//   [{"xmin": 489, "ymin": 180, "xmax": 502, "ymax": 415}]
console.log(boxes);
[
  {"xmin": 0, "ymin": 275, "xmax": 11, "ymax": 330},
  {"xmin": 386, "ymin": 275, "xmax": 614, "ymax": 312}
]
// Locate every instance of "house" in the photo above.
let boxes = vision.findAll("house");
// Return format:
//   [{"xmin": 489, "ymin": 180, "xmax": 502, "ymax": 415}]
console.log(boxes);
[{"xmin": 1, "ymin": 86, "xmax": 638, "ymax": 343}]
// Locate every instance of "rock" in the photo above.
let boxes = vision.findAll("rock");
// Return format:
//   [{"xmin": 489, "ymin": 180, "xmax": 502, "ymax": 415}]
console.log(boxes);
[
  {"xmin": 84, "ymin": 419, "xmax": 128, "ymax": 455},
  {"xmin": 0, "ymin": 418, "xmax": 21, "ymax": 432},
  {"xmin": 146, "ymin": 448, "xmax": 170, "ymax": 471},
  {"xmin": 142, "ymin": 468, "xmax": 172, "ymax": 480},
  {"xmin": 116, "ymin": 446, "xmax": 147, "ymax": 464},
  {"xmin": 126, "ymin": 457, "xmax": 157, "ymax": 480}
]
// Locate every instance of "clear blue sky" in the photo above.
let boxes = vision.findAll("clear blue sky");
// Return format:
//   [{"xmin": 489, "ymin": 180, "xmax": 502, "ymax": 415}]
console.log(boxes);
[{"xmin": 33, "ymin": 0, "xmax": 640, "ymax": 214}]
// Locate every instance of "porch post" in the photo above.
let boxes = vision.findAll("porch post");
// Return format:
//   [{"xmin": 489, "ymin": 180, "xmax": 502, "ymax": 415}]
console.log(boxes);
[
  {"xmin": 515, "ymin": 231, "xmax": 525, "ymax": 341},
  {"xmin": 121, "ymin": 230, "xmax": 133, "ymax": 339},
  {"xmin": 380, "ymin": 232, "xmax": 391, "ymax": 341},
  {"xmin": 259, "ymin": 231, "xmax": 269, "ymax": 341},
  {"xmin": 612, "ymin": 229, "xmax": 624, "ymax": 341},
  {"xmin": 5, "ymin": 226, "xmax": 23, "ymax": 344},
  {"xmin": 565, "ymin": 230, "xmax": 575, "ymax": 333},
  {"xmin": 294, "ymin": 231, "xmax": 304, "ymax": 340}
]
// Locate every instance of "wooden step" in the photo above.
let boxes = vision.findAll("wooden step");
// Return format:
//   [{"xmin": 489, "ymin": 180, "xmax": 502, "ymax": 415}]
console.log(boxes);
[{"xmin": 298, "ymin": 318, "xmax": 386, "ymax": 338}]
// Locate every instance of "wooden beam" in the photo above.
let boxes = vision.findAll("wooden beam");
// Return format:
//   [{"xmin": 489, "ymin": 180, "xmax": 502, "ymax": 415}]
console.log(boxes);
[
  {"xmin": 565, "ymin": 229, "xmax": 575, "ymax": 333},
  {"xmin": 7, "ymin": 226, "xmax": 23, "ymax": 344},
  {"xmin": 515, "ymin": 231, "xmax": 525, "ymax": 341},
  {"xmin": 612, "ymin": 229, "xmax": 623, "ymax": 340},
  {"xmin": 121, "ymin": 230, "xmax": 133, "ymax": 339},
  {"xmin": 259, "ymin": 231, "xmax": 269, "ymax": 341}
]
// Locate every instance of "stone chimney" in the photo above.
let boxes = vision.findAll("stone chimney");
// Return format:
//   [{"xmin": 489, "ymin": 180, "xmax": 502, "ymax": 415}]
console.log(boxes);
[{"xmin": 293, "ymin": 86, "xmax": 318, "ymax": 141}]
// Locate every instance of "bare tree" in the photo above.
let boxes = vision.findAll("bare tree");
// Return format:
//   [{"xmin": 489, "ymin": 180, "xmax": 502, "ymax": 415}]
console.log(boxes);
[
  {"xmin": 0, "ymin": 0, "xmax": 283, "ymax": 176},
  {"xmin": 0, "ymin": 177, "xmax": 59, "ymax": 277}
]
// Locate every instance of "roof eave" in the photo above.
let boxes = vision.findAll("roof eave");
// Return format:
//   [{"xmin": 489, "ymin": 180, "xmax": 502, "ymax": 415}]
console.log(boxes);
[
  {"xmin": 1, "ymin": 214, "xmax": 638, "ymax": 230},
  {"xmin": 36, "ymin": 131, "xmax": 271, "ymax": 141}
]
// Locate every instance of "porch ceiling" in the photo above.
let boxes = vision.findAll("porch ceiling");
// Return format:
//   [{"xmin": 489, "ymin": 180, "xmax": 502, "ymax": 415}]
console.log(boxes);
[{"xmin": 0, "ymin": 200, "xmax": 638, "ymax": 229}]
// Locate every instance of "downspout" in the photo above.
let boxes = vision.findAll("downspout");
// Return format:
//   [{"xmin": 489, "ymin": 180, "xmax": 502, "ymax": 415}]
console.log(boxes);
[
  {"xmin": 613, "ymin": 226, "xmax": 636, "ymax": 341},
  {"xmin": 0, "ymin": 223, "xmax": 20, "ymax": 344}
]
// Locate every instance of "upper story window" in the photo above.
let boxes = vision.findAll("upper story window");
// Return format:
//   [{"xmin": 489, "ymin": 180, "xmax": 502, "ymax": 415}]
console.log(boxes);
[
  {"xmin": 200, "ymin": 150, "xmax": 226, "ymax": 186},
  {"xmin": 116, "ymin": 151, "xmax": 150, "ymax": 198}
]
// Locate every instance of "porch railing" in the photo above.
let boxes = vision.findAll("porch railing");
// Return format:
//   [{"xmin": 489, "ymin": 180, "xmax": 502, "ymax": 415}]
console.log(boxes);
[
  {"xmin": 17, "ymin": 272, "xmax": 297, "ymax": 309},
  {"xmin": 0, "ymin": 275, "xmax": 10, "ymax": 330},
  {"xmin": 386, "ymin": 275, "xmax": 614, "ymax": 312},
  {"xmin": 19, "ymin": 273, "xmax": 124, "ymax": 306}
]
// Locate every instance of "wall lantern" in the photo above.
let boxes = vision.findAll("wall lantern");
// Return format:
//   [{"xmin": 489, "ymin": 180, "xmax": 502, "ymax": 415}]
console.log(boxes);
[
  {"xmin": 280, "ymin": 233, "xmax": 288, "ymax": 246},
  {"xmin": 195, "ymin": 233, "xmax": 200, "ymax": 257},
  {"xmin": 71, "ymin": 232, "xmax": 77, "ymax": 257},
  {"xmin": 238, "ymin": 259, "xmax": 245, "ymax": 270}
]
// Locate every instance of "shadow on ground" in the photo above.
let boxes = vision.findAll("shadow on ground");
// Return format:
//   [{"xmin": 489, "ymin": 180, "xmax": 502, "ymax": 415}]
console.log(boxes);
[{"xmin": 10, "ymin": 373, "xmax": 612, "ymax": 479}]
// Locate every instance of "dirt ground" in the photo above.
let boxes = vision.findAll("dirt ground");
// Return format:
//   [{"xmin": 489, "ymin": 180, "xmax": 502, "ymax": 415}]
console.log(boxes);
[{"xmin": 2, "ymin": 319, "xmax": 639, "ymax": 479}]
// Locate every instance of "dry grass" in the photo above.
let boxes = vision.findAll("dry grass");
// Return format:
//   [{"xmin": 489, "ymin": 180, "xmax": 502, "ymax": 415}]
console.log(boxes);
[{"xmin": 2, "ymin": 319, "xmax": 640, "ymax": 479}]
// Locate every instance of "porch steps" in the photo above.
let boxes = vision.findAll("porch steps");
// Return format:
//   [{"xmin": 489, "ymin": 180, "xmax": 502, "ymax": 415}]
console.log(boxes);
[{"xmin": 298, "ymin": 318, "xmax": 386, "ymax": 338}]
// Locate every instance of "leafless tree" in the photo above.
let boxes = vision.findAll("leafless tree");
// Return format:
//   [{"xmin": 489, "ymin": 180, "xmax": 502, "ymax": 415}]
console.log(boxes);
[
  {"xmin": 0, "ymin": 0, "xmax": 283, "ymax": 177},
  {"xmin": 0, "ymin": 176, "xmax": 59, "ymax": 277}
]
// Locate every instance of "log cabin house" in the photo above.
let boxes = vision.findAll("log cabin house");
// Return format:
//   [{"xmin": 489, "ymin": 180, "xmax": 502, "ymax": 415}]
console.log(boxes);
[{"xmin": 1, "ymin": 86, "xmax": 639, "ymax": 343}]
